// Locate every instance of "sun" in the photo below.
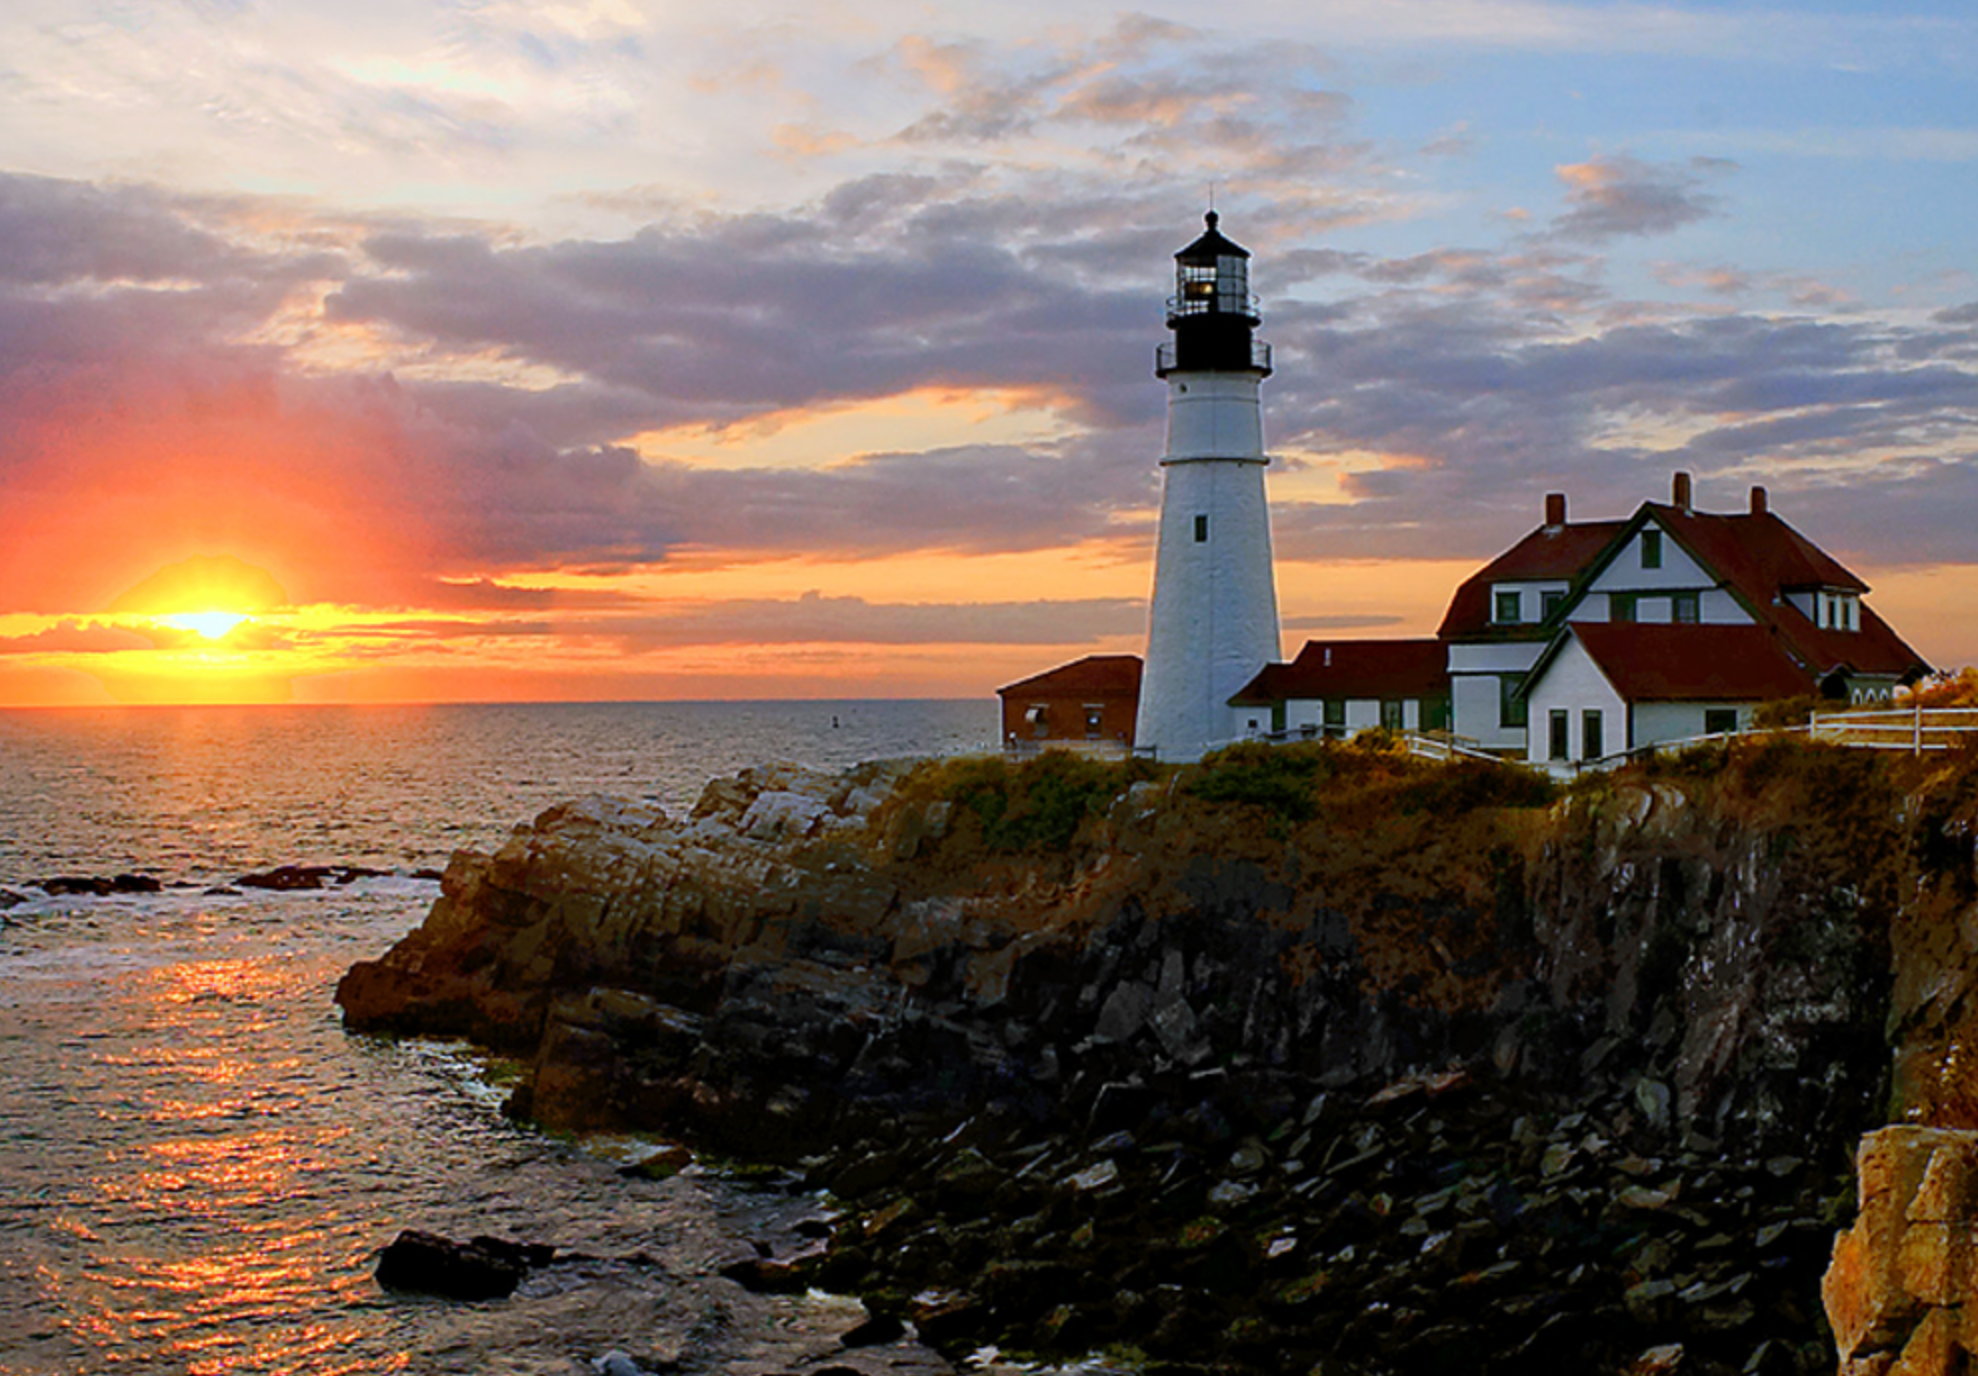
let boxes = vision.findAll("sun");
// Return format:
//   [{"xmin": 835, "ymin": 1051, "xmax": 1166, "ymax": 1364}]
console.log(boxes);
[
  {"xmin": 112, "ymin": 556, "xmax": 286, "ymax": 645},
  {"xmin": 158, "ymin": 610, "xmax": 253, "ymax": 640}
]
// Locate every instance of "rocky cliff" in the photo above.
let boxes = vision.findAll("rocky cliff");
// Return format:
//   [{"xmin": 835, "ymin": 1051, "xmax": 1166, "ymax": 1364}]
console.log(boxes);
[{"xmin": 337, "ymin": 739, "xmax": 1978, "ymax": 1375}]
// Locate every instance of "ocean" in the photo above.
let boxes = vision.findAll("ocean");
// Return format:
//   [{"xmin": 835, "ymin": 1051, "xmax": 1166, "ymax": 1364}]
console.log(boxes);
[{"xmin": 0, "ymin": 700, "xmax": 1000, "ymax": 1376}]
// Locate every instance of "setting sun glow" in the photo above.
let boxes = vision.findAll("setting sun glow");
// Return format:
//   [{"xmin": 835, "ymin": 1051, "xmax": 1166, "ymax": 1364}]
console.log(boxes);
[{"xmin": 160, "ymin": 612, "xmax": 251, "ymax": 640}]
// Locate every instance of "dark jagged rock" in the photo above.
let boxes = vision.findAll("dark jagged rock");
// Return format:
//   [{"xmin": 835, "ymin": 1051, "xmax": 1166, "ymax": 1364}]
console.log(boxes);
[
  {"xmin": 374, "ymin": 1229, "xmax": 545, "ymax": 1299},
  {"xmin": 239, "ymin": 865, "xmax": 330, "ymax": 891},
  {"xmin": 39, "ymin": 875, "xmax": 114, "ymax": 896},
  {"xmin": 33, "ymin": 873, "xmax": 164, "ymax": 897},
  {"xmin": 239, "ymin": 864, "xmax": 391, "ymax": 890},
  {"xmin": 336, "ymin": 745, "xmax": 1978, "ymax": 1372}
]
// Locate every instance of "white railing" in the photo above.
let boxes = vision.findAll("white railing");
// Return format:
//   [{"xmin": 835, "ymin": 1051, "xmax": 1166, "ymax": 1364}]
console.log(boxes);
[
  {"xmin": 1807, "ymin": 705, "xmax": 1978, "ymax": 755},
  {"xmin": 1398, "ymin": 732, "xmax": 1512, "ymax": 765},
  {"xmin": 1552, "ymin": 704, "xmax": 1978, "ymax": 774}
]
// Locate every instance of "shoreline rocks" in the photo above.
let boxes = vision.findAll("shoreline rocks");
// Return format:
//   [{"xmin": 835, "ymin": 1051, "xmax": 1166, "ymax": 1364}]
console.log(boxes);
[
  {"xmin": 5, "ymin": 864, "xmax": 443, "ymax": 899},
  {"xmin": 336, "ymin": 744, "xmax": 1978, "ymax": 1373}
]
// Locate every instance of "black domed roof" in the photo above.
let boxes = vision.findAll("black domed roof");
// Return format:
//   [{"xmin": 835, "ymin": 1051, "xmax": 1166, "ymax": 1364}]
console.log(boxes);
[{"xmin": 1176, "ymin": 211, "xmax": 1250, "ymax": 262}]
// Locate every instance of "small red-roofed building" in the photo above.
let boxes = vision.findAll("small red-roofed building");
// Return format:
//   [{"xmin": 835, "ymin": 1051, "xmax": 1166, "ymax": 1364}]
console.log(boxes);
[
  {"xmin": 1520, "ymin": 622, "xmax": 1813, "ymax": 764},
  {"xmin": 998, "ymin": 655, "xmax": 1142, "ymax": 753}
]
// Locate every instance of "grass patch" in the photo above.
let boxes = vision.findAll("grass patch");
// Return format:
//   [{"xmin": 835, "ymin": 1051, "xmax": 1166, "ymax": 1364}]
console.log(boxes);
[
  {"xmin": 911, "ymin": 751, "xmax": 1161, "ymax": 853},
  {"xmin": 1187, "ymin": 739, "xmax": 1558, "ymax": 827}
]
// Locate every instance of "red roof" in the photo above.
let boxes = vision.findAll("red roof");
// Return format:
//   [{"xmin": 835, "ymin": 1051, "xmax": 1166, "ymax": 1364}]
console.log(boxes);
[
  {"xmin": 1653, "ymin": 503, "xmax": 1865, "ymax": 595},
  {"xmin": 1645, "ymin": 503, "xmax": 1923, "ymax": 680},
  {"xmin": 1565, "ymin": 623, "xmax": 1812, "ymax": 701},
  {"xmin": 1443, "ymin": 494, "xmax": 1926, "ymax": 686},
  {"xmin": 1230, "ymin": 639, "xmax": 1448, "ymax": 705},
  {"xmin": 1438, "ymin": 520, "xmax": 1627, "ymax": 638},
  {"xmin": 998, "ymin": 654, "xmax": 1142, "ymax": 699}
]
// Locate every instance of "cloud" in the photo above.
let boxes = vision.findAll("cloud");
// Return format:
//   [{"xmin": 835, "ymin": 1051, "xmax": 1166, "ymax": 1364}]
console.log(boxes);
[
  {"xmin": 302, "ymin": 592, "xmax": 1146, "ymax": 651},
  {"xmin": 604, "ymin": 592, "xmax": 1146, "ymax": 649},
  {"xmin": 0, "ymin": 621, "xmax": 154, "ymax": 657},
  {"xmin": 1550, "ymin": 155, "xmax": 1732, "ymax": 242},
  {"xmin": 2, "ymin": 162, "xmax": 1975, "ymax": 630}
]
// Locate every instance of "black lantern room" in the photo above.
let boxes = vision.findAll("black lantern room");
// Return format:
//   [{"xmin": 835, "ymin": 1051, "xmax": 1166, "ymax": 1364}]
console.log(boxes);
[{"xmin": 1156, "ymin": 211, "xmax": 1271, "ymax": 378}]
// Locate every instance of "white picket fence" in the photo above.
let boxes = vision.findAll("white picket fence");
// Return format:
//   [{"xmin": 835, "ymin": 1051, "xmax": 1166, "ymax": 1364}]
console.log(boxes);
[
  {"xmin": 1806, "ymin": 705, "xmax": 1978, "ymax": 755},
  {"xmin": 1577, "ymin": 704, "xmax": 1978, "ymax": 772},
  {"xmin": 1047, "ymin": 706, "xmax": 1978, "ymax": 772}
]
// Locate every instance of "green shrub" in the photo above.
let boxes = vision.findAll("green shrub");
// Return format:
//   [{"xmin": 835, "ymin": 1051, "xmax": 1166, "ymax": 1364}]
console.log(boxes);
[
  {"xmin": 931, "ymin": 751, "xmax": 1155, "ymax": 852},
  {"xmin": 1187, "ymin": 741, "xmax": 1333, "ymax": 822},
  {"xmin": 1188, "ymin": 740, "xmax": 1555, "ymax": 824}
]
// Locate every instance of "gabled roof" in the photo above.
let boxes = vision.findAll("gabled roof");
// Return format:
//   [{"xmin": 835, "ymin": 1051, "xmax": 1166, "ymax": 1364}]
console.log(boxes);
[
  {"xmin": 1444, "ymin": 488, "xmax": 1928, "ymax": 684},
  {"xmin": 998, "ymin": 654, "xmax": 1142, "ymax": 699},
  {"xmin": 1230, "ymin": 639, "xmax": 1448, "ymax": 706},
  {"xmin": 1540, "ymin": 623, "xmax": 1813, "ymax": 703},
  {"xmin": 1439, "ymin": 519, "xmax": 1628, "ymax": 640},
  {"xmin": 1650, "ymin": 502, "xmax": 1865, "ymax": 594},
  {"xmin": 1584, "ymin": 502, "xmax": 1926, "ymax": 681},
  {"xmin": 1763, "ymin": 599, "xmax": 1924, "ymax": 682}
]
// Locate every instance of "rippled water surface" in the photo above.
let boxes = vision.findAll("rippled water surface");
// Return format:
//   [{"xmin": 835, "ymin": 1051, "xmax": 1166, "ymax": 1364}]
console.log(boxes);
[
  {"xmin": 0, "ymin": 702, "xmax": 996, "ymax": 1375},
  {"xmin": 0, "ymin": 700, "xmax": 994, "ymax": 886}
]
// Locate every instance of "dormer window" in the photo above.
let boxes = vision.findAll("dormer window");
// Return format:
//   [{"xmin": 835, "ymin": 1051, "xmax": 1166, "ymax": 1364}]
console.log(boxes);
[
  {"xmin": 1641, "ymin": 530, "xmax": 1663, "ymax": 570},
  {"xmin": 1817, "ymin": 590, "xmax": 1860, "ymax": 632}
]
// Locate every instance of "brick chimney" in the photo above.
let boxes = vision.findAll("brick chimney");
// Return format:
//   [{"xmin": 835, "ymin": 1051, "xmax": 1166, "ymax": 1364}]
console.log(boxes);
[
  {"xmin": 1750, "ymin": 485, "xmax": 1768, "ymax": 516},
  {"xmin": 1673, "ymin": 471, "xmax": 1693, "ymax": 512},
  {"xmin": 1545, "ymin": 492, "xmax": 1567, "ymax": 527}
]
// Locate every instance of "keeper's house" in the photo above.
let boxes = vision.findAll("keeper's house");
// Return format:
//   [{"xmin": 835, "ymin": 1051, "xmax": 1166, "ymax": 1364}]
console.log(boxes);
[{"xmin": 1234, "ymin": 473, "xmax": 1929, "ymax": 766}]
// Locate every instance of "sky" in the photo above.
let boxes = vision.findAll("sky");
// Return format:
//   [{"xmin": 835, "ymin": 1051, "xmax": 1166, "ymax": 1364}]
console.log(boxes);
[{"xmin": 0, "ymin": 0, "xmax": 1973, "ymax": 706}]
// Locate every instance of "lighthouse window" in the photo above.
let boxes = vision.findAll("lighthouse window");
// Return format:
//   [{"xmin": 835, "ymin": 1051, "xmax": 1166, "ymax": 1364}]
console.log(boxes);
[
  {"xmin": 1217, "ymin": 256, "xmax": 1246, "ymax": 306},
  {"xmin": 1194, "ymin": 515, "xmax": 1208, "ymax": 543},
  {"xmin": 1179, "ymin": 263, "xmax": 1216, "ymax": 308}
]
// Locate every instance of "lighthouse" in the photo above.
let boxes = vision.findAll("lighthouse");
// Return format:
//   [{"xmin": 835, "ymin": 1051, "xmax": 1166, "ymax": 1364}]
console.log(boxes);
[{"xmin": 1135, "ymin": 213, "xmax": 1282, "ymax": 761}]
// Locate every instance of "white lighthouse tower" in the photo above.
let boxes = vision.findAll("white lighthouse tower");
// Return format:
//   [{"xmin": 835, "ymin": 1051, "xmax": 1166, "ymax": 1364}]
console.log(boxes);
[{"xmin": 1135, "ymin": 213, "xmax": 1282, "ymax": 761}]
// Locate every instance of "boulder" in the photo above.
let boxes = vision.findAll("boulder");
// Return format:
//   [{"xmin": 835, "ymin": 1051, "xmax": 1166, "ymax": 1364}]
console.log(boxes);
[
  {"xmin": 374, "ymin": 1229, "xmax": 540, "ymax": 1299},
  {"xmin": 39, "ymin": 876, "xmax": 113, "ymax": 896},
  {"xmin": 238, "ymin": 865, "xmax": 330, "ymax": 891}
]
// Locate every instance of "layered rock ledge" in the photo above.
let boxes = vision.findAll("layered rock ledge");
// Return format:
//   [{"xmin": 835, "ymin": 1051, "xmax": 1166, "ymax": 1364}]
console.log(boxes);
[{"xmin": 337, "ymin": 742, "xmax": 1978, "ymax": 1375}]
